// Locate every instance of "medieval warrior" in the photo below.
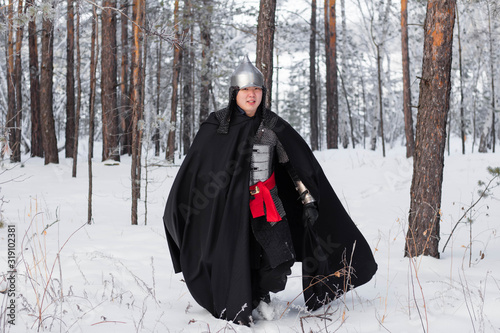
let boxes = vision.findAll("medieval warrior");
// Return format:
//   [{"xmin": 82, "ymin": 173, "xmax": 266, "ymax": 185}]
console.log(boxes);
[{"xmin": 163, "ymin": 55, "xmax": 377, "ymax": 325}]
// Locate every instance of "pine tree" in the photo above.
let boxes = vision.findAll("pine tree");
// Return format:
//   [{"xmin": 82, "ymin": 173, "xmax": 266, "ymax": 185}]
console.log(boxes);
[{"xmin": 406, "ymin": 0, "xmax": 456, "ymax": 258}]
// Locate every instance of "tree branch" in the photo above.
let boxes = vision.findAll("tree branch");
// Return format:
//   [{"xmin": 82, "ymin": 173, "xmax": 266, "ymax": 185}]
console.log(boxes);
[
  {"xmin": 442, "ymin": 172, "xmax": 500, "ymax": 252},
  {"xmin": 82, "ymin": 0, "xmax": 181, "ymax": 48}
]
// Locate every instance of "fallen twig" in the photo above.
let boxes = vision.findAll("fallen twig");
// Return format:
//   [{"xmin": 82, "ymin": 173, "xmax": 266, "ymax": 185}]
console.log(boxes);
[{"xmin": 91, "ymin": 320, "xmax": 127, "ymax": 326}]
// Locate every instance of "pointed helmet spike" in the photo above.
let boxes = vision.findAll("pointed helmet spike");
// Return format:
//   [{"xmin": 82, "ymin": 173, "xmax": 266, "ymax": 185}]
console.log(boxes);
[{"xmin": 230, "ymin": 54, "xmax": 264, "ymax": 89}]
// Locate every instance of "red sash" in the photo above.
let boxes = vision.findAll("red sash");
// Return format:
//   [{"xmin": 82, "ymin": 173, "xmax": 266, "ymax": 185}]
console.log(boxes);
[{"xmin": 249, "ymin": 172, "xmax": 282, "ymax": 222}]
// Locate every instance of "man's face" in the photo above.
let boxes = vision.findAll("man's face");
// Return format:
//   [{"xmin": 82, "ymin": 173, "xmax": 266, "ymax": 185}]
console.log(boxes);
[{"xmin": 236, "ymin": 86, "xmax": 263, "ymax": 117}]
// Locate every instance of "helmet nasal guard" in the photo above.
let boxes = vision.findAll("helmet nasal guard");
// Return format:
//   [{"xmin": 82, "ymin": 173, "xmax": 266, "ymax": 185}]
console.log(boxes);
[{"xmin": 230, "ymin": 55, "xmax": 264, "ymax": 89}]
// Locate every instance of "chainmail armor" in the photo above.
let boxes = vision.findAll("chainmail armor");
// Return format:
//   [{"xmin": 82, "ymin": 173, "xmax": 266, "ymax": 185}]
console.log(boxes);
[
  {"xmin": 213, "ymin": 105, "xmax": 289, "ymax": 218},
  {"xmin": 250, "ymin": 121, "xmax": 289, "ymax": 218}
]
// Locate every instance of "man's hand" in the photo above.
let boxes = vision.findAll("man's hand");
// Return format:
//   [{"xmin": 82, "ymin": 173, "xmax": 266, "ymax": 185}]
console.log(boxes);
[{"xmin": 302, "ymin": 202, "xmax": 319, "ymax": 227}]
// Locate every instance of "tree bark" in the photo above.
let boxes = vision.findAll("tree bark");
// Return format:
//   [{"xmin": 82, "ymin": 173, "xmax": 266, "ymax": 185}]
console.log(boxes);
[
  {"xmin": 478, "ymin": 1, "xmax": 496, "ymax": 153},
  {"xmin": 40, "ymin": 9, "xmax": 59, "ymax": 165},
  {"xmin": 324, "ymin": 0, "xmax": 339, "ymax": 149},
  {"xmin": 88, "ymin": 5, "xmax": 99, "ymax": 223},
  {"xmin": 66, "ymin": 0, "xmax": 75, "ymax": 158},
  {"xmin": 455, "ymin": 5, "xmax": 465, "ymax": 155},
  {"xmin": 182, "ymin": 0, "xmax": 193, "ymax": 154},
  {"xmin": 361, "ymin": 74, "xmax": 367, "ymax": 149},
  {"xmin": 370, "ymin": 0, "xmax": 391, "ymax": 153},
  {"xmin": 401, "ymin": 0, "xmax": 415, "ymax": 158},
  {"xmin": 487, "ymin": 0, "xmax": 495, "ymax": 153},
  {"xmin": 138, "ymin": 31, "xmax": 147, "ymax": 200},
  {"xmin": 72, "ymin": 0, "xmax": 82, "ymax": 177},
  {"xmin": 256, "ymin": 0, "xmax": 277, "ymax": 109},
  {"xmin": 12, "ymin": 0, "xmax": 24, "ymax": 162},
  {"xmin": 339, "ymin": 71, "xmax": 355, "ymax": 148},
  {"xmin": 405, "ymin": 0, "xmax": 456, "ymax": 259},
  {"xmin": 309, "ymin": 0, "xmax": 318, "ymax": 151},
  {"xmin": 131, "ymin": 0, "xmax": 145, "ymax": 225},
  {"xmin": 199, "ymin": 0, "xmax": 212, "ymax": 124},
  {"xmin": 101, "ymin": 0, "xmax": 119, "ymax": 161},
  {"xmin": 339, "ymin": 0, "xmax": 349, "ymax": 149},
  {"xmin": 27, "ymin": 0, "xmax": 43, "ymax": 158},
  {"xmin": 275, "ymin": 50, "xmax": 280, "ymax": 115},
  {"xmin": 120, "ymin": 0, "xmax": 131, "ymax": 155},
  {"xmin": 154, "ymin": 40, "xmax": 162, "ymax": 157},
  {"xmin": 376, "ymin": 44, "xmax": 386, "ymax": 157},
  {"xmin": 166, "ymin": 0, "xmax": 181, "ymax": 162},
  {"xmin": 6, "ymin": 0, "xmax": 16, "ymax": 162}
]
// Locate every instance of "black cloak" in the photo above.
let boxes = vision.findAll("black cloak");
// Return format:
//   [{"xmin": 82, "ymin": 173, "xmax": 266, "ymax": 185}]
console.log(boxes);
[{"xmin": 163, "ymin": 107, "xmax": 377, "ymax": 325}]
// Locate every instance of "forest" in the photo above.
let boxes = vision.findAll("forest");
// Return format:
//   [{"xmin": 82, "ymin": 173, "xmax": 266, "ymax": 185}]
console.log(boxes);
[
  {"xmin": 0, "ymin": 0, "xmax": 499, "ymax": 242},
  {"xmin": 1, "ymin": 1, "xmax": 500, "ymax": 331}
]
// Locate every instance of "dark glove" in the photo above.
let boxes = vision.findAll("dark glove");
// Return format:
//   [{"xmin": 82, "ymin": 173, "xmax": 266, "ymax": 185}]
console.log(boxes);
[{"xmin": 302, "ymin": 202, "xmax": 319, "ymax": 227}]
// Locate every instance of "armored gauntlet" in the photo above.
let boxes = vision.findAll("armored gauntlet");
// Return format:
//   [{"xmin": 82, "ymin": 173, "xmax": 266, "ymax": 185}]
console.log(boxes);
[{"xmin": 285, "ymin": 163, "xmax": 319, "ymax": 226}]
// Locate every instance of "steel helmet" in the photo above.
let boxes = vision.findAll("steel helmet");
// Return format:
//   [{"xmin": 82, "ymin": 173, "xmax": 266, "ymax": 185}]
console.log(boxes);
[{"xmin": 230, "ymin": 55, "xmax": 264, "ymax": 89}]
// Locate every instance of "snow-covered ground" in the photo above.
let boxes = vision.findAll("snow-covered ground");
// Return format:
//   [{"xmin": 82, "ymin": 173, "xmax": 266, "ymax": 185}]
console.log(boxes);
[{"xmin": 1, "ymin": 138, "xmax": 499, "ymax": 333}]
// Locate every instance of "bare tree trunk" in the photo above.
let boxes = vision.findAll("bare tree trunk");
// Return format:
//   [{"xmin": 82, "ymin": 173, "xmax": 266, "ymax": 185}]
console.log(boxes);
[
  {"xmin": 256, "ymin": 0, "xmax": 277, "ymax": 109},
  {"xmin": 339, "ymin": 0, "xmax": 349, "ymax": 149},
  {"xmin": 120, "ymin": 0, "xmax": 131, "ymax": 155},
  {"xmin": 309, "ymin": 0, "xmax": 318, "ymax": 151},
  {"xmin": 447, "ymin": 107, "xmax": 451, "ymax": 155},
  {"xmin": 401, "ymin": 0, "xmax": 415, "ymax": 158},
  {"xmin": 324, "ymin": 0, "xmax": 339, "ymax": 149},
  {"xmin": 166, "ymin": 0, "xmax": 180, "ymax": 163},
  {"xmin": 27, "ymin": 0, "xmax": 43, "ymax": 158},
  {"xmin": 405, "ymin": 0, "xmax": 456, "ymax": 259},
  {"xmin": 12, "ymin": 0, "xmax": 24, "ymax": 162},
  {"xmin": 316, "ymin": 58, "xmax": 322, "ymax": 149},
  {"xmin": 275, "ymin": 48, "xmax": 280, "ymax": 115},
  {"xmin": 370, "ymin": 91, "xmax": 378, "ymax": 151},
  {"xmin": 101, "ymin": 0, "xmax": 119, "ymax": 161},
  {"xmin": 376, "ymin": 44, "xmax": 386, "ymax": 157},
  {"xmin": 6, "ymin": 0, "xmax": 16, "ymax": 162},
  {"xmin": 369, "ymin": 0, "xmax": 392, "ymax": 153},
  {"xmin": 72, "ymin": 0, "xmax": 82, "ymax": 177},
  {"xmin": 487, "ymin": 0, "xmax": 495, "ymax": 153},
  {"xmin": 154, "ymin": 40, "xmax": 162, "ymax": 156},
  {"xmin": 190, "ymin": 37, "xmax": 196, "ymax": 135},
  {"xmin": 199, "ymin": 0, "xmax": 212, "ymax": 124},
  {"xmin": 40, "ymin": 9, "xmax": 59, "ymax": 165},
  {"xmin": 339, "ymin": 71, "xmax": 355, "ymax": 148},
  {"xmin": 182, "ymin": 0, "xmax": 193, "ymax": 154},
  {"xmin": 472, "ymin": 80, "xmax": 478, "ymax": 152},
  {"xmin": 131, "ymin": 0, "xmax": 145, "ymax": 225},
  {"xmin": 88, "ymin": 5, "xmax": 99, "ymax": 224},
  {"xmin": 138, "ymin": 32, "xmax": 147, "ymax": 197},
  {"xmin": 361, "ymin": 74, "xmax": 367, "ymax": 149},
  {"xmin": 478, "ymin": 111, "xmax": 494, "ymax": 153},
  {"xmin": 479, "ymin": 1, "xmax": 496, "ymax": 153},
  {"xmin": 455, "ymin": 5, "xmax": 465, "ymax": 155},
  {"xmin": 65, "ymin": 0, "xmax": 75, "ymax": 158}
]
